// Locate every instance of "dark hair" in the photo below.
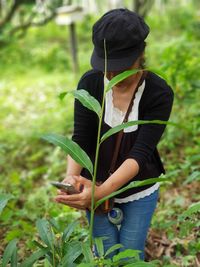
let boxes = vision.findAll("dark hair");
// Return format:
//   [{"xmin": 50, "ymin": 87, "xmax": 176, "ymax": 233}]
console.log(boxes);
[{"xmin": 138, "ymin": 42, "xmax": 146, "ymax": 69}]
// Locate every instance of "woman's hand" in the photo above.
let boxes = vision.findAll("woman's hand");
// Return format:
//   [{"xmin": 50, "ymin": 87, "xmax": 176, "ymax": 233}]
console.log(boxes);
[{"xmin": 55, "ymin": 176, "xmax": 102, "ymax": 210}]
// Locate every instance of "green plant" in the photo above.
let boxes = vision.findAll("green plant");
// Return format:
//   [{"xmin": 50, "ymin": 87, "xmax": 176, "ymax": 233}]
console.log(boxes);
[
  {"xmin": 41, "ymin": 40, "xmax": 175, "ymax": 264},
  {"xmin": 1, "ymin": 217, "xmax": 161, "ymax": 266},
  {"xmin": 0, "ymin": 194, "xmax": 14, "ymax": 215}
]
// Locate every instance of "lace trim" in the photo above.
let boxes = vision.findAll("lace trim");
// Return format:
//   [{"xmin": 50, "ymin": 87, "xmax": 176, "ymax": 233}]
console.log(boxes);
[
  {"xmin": 104, "ymin": 80, "xmax": 145, "ymax": 132},
  {"xmin": 114, "ymin": 183, "xmax": 160, "ymax": 203}
]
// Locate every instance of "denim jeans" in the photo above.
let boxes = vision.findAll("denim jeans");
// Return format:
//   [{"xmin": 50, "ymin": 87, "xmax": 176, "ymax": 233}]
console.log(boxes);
[{"xmin": 86, "ymin": 189, "xmax": 159, "ymax": 260}]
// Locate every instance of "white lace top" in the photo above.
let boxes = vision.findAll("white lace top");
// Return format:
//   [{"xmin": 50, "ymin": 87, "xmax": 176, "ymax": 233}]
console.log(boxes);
[{"xmin": 104, "ymin": 79, "xmax": 160, "ymax": 203}]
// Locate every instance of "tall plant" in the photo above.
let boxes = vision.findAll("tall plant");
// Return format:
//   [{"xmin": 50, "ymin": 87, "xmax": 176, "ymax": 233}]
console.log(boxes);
[{"xmin": 42, "ymin": 40, "xmax": 173, "ymax": 248}]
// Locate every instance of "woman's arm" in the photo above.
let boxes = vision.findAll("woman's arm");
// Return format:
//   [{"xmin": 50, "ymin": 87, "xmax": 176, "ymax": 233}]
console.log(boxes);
[
  {"xmin": 66, "ymin": 155, "xmax": 83, "ymax": 176},
  {"xmin": 55, "ymin": 159, "xmax": 139, "ymax": 208},
  {"xmin": 96, "ymin": 158, "xmax": 139, "ymax": 200}
]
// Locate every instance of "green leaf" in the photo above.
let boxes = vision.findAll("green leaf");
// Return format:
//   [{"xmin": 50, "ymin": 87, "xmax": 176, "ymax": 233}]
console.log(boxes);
[
  {"xmin": 100, "ymin": 120, "xmax": 178, "ymax": 143},
  {"xmin": 125, "ymin": 261, "xmax": 159, "ymax": 267},
  {"xmin": 44, "ymin": 258, "xmax": 53, "ymax": 267},
  {"xmin": 94, "ymin": 237, "xmax": 107, "ymax": 258},
  {"xmin": 189, "ymin": 154, "xmax": 200, "ymax": 164},
  {"xmin": 112, "ymin": 249, "xmax": 141, "ymax": 262},
  {"xmin": 58, "ymin": 92, "xmax": 67, "ymax": 100},
  {"xmin": 106, "ymin": 69, "xmax": 139, "ymax": 92},
  {"xmin": 61, "ymin": 241, "xmax": 82, "ymax": 266},
  {"xmin": 36, "ymin": 219, "xmax": 54, "ymax": 249},
  {"xmin": 77, "ymin": 264, "xmax": 95, "ymax": 267},
  {"xmin": 49, "ymin": 218, "xmax": 60, "ymax": 232},
  {"xmin": 70, "ymin": 89, "xmax": 101, "ymax": 117},
  {"xmin": 95, "ymin": 176, "xmax": 171, "ymax": 209},
  {"xmin": 183, "ymin": 171, "xmax": 200, "ymax": 184},
  {"xmin": 33, "ymin": 240, "xmax": 47, "ymax": 250},
  {"xmin": 59, "ymin": 89, "xmax": 101, "ymax": 117},
  {"xmin": 0, "ymin": 194, "xmax": 14, "ymax": 215},
  {"xmin": 104, "ymin": 243, "xmax": 123, "ymax": 257},
  {"xmin": 179, "ymin": 201, "xmax": 200, "ymax": 220},
  {"xmin": 81, "ymin": 242, "xmax": 93, "ymax": 263},
  {"xmin": 41, "ymin": 133, "xmax": 93, "ymax": 175},
  {"xmin": 147, "ymin": 68, "xmax": 168, "ymax": 81},
  {"xmin": 62, "ymin": 221, "xmax": 79, "ymax": 242},
  {"xmin": 2, "ymin": 239, "xmax": 18, "ymax": 267},
  {"xmin": 43, "ymin": 252, "xmax": 54, "ymax": 267},
  {"xmin": 20, "ymin": 248, "xmax": 49, "ymax": 267},
  {"xmin": 10, "ymin": 246, "xmax": 18, "ymax": 267}
]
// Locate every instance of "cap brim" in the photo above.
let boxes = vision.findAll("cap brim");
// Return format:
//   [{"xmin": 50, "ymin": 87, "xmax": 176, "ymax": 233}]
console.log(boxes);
[{"xmin": 90, "ymin": 46, "xmax": 144, "ymax": 72}]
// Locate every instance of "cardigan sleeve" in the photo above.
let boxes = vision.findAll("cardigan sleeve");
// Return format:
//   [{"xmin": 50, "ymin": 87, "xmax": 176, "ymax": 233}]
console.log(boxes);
[
  {"xmin": 71, "ymin": 73, "xmax": 98, "ymax": 156},
  {"xmin": 127, "ymin": 87, "xmax": 174, "ymax": 170}
]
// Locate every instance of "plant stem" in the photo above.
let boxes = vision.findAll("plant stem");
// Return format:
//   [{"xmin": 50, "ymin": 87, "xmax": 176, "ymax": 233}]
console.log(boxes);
[{"xmin": 89, "ymin": 39, "xmax": 107, "ymax": 248}]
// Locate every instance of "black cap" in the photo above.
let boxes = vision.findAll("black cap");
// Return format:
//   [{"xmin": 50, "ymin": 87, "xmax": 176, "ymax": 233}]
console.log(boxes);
[{"xmin": 91, "ymin": 8, "xmax": 150, "ymax": 71}]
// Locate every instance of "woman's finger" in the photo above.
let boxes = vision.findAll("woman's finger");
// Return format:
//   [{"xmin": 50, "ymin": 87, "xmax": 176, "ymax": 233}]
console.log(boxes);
[
  {"xmin": 62, "ymin": 176, "xmax": 84, "ymax": 192},
  {"xmin": 57, "ymin": 189, "xmax": 68, "ymax": 195},
  {"xmin": 55, "ymin": 198, "xmax": 87, "ymax": 209},
  {"xmin": 62, "ymin": 175, "xmax": 76, "ymax": 186},
  {"xmin": 57, "ymin": 191, "xmax": 68, "ymax": 196},
  {"xmin": 56, "ymin": 200, "xmax": 85, "ymax": 210},
  {"xmin": 55, "ymin": 193, "xmax": 82, "ymax": 202}
]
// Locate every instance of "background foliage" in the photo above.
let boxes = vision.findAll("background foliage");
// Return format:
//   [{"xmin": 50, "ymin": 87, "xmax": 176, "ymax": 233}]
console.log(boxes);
[{"xmin": 0, "ymin": 0, "xmax": 200, "ymax": 266}]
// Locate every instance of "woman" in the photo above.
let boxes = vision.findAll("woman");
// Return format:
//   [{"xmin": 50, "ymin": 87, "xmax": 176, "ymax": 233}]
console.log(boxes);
[{"xmin": 55, "ymin": 8, "xmax": 174, "ymax": 260}]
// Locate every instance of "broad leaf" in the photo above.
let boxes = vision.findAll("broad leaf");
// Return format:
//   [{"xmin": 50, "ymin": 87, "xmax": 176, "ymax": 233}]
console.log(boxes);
[
  {"xmin": 95, "ymin": 176, "xmax": 171, "ymax": 209},
  {"xmin": 32, "ymin": 243, "xmax": 54, "ymax": 265},
  {"xmin": 2, "ymin": 239, "xmax": 18, "ymax": 267},
  {"xmin": 70, "ymin": 90, "xmax": 101, "ymax": 117},
  {"xmin": 33, "ymin": 240, "xmax": 47, "ymax": 250},
  {"xmin": 106, "ymin": 69, "xmax": 139, "ymax": 92},
  {"xmin": 20, "ymin": 248, "xmax": 49, "ymax": 267},
  {"xmin": 49, "ymin": 218, "xmax": 60, "ymax": 232},
  {"xmin": 104, "ymin": 243, "xmax": 123, "ymax": 257},
  {"xmin": 183, "ymin": 171, "xmax": 200, "ymax": 184},
  {"xmin": 125, "ymin": 261, "xmax": 159, "ymax": 267},
  {"xmin": 179, "ymin": 201, "xmax": 200, "ymax": 220},
  {"xmin": 0, "ymin": 194, "xmax": 14, "ymax": 215},
  {"xmin": 112, "ymin": 249, "xmax": 140, "ymax": 262},
  {"xmin": 41, "ymin": 133, "xmax": 93, "ymax": 175},
  {"xmin": 81, "ymin": 242, "xmax": 93, "ymax": 263},
  {"xmin": 62, "ymin": 221, "xmax": 79, "ymax": 242},
  {"xmin": 10, "ymin": 246, "xmax": 18, "ymax": 267},
  {"xmin": 77, "ymin": 264, "xmax": 95, "ymax": 267},
  {"xmin": 100, "ymin": 120, "xmax": 177, "ymax": 143},
  {"xmin": 94, "ymin": 237, "xmax": 107, "ymax": 258},
  {"xmin": 59, "ymin": 90, "xmax": 101, "ymax": 117},
  {"xmin": 36, "ymin": 219, "xmax": 54, "ymax": 249},
  {"xmin": 61, "ymin": 241, "xmax": 82, "ymax": 266}
]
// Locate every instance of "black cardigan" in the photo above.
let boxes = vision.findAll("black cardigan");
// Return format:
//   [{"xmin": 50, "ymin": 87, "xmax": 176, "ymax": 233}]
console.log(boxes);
[{"xmin": 72, "ymin": 70, "xmax": 174, "ymax": 198}]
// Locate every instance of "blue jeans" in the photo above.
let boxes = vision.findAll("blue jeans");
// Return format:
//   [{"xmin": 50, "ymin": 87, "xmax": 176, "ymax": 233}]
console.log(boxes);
[{"xmin": 86, "ymin": 189, "xmax": 159, "ymax": 260}]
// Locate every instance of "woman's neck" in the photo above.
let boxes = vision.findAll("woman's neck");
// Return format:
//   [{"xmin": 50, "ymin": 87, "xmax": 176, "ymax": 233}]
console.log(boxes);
[{"xmin": 113, "ymin": 71, "xmax": 142, "ymax": 95}]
